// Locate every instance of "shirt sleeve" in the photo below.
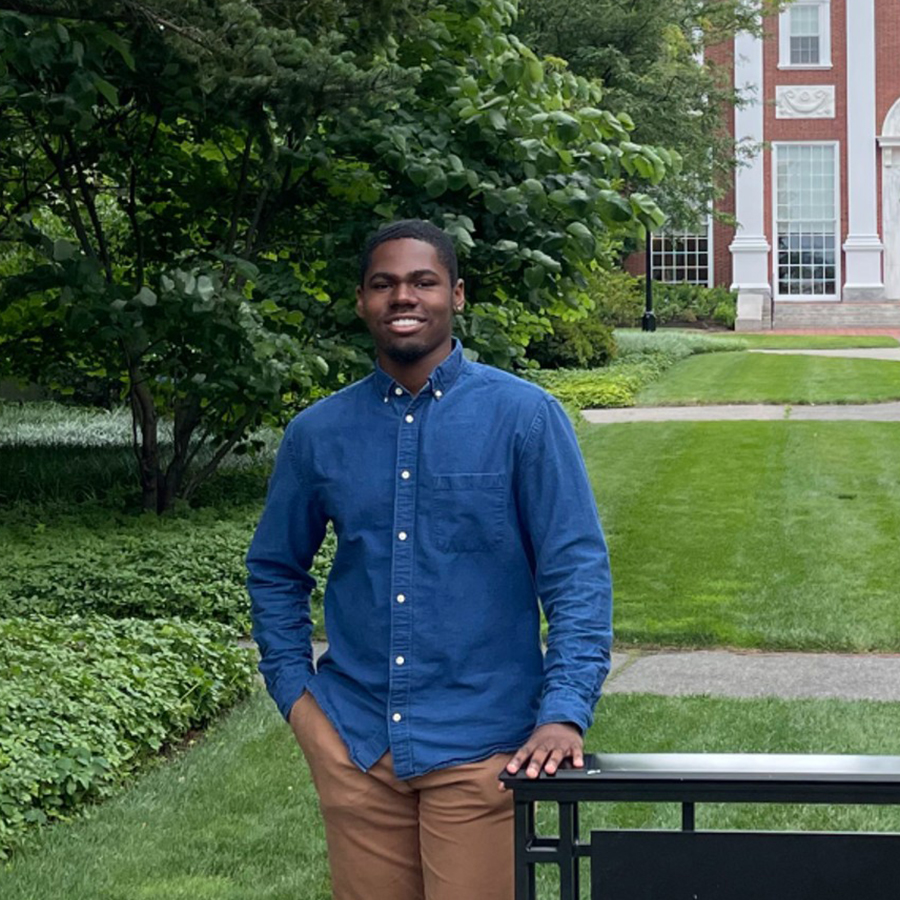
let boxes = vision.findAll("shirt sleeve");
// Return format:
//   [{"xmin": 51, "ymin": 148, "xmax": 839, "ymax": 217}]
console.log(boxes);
[
  {"xmin": 515, "ymin": 395, "xmax": 613, "ymax": 734},
  {"xmin": 246, "ymin": 416, "xmax": 328, "ymax": 723}
]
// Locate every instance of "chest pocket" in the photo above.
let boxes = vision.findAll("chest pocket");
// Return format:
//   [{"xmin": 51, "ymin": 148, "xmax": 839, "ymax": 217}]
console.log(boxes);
[{"xmin": 431, "ymin": 473, "xmax": 506, "ymax": 553}]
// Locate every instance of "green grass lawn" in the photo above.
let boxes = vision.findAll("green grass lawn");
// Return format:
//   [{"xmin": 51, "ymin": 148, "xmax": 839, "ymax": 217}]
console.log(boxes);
[
  {"xmin": 635, "ymin": 352, "xmax": 900, "ymax": 406},
  {"xmin": 3, "ymin": 687, "xmax": 900, "ymax": 900},
  {"xmin": 584, "ymin": 420, "xmax": 900, "ymax": 652}
]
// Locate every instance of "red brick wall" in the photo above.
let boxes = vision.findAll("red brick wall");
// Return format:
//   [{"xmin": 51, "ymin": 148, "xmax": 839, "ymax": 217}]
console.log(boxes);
[{"xmin": 875, "ymin": 0, "xmax": 900, "ymax": 247}]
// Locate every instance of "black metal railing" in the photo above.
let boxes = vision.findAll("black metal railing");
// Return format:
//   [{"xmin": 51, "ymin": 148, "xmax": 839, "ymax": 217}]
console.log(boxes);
[{"xmin": 499, "ymin": 752, "xmax": 900, "ymax": 900}]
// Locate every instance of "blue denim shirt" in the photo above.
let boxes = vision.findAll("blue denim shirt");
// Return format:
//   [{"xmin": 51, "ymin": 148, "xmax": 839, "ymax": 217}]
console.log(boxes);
[{"xmin": 246, "ymin": 339, "xmax": 612, "ymax": 779}]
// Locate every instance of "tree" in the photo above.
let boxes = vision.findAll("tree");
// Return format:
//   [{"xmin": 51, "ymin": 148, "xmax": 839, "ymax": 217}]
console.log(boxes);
[
  {"xmin": 0, "ymin": 0, "xmax": 673, "ymax": 511},
  {"xmin": 516, "ymin": 0, "xmax": 789, "ymax": 229}
]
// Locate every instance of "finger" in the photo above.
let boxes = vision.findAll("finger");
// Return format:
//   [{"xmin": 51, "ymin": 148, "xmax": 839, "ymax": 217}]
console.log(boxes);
[
  {"xmin": 526, "ymin": 746, "xmax": 550, "ymax": 778},
  {"xmin": 506, "ymin": 744, "xmax": 534, "ymax": 774},
  {"xmin": 572, "ymin": 744, "xmax": 585, "ymax": 768},
  {"xmin": 543, "ymin": 747, "xmax": 566, "ymax": 775}
]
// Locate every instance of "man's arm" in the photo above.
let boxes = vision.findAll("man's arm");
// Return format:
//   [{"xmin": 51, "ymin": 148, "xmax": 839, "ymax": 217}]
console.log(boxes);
[
  {"xmin": 505, "ymin": 395, "xmax": 613, "ymax": 781},
  {"xmin": 246, "ymin": 417, "xmax": 328, "ymax": 723}
]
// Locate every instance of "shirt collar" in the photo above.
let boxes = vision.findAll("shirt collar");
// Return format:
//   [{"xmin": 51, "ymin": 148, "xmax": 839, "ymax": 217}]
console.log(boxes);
[{"xmin": 373, "ymin": 337, "xmax": 467, "ymax": 402}]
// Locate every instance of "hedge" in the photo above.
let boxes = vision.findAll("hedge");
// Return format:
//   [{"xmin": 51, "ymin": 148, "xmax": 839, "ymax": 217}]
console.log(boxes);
[
  {"xmin": 0, "ymin": 505, "xmax": 336, "ymax": 639},
  {"xmin": 0, "ymin": 614, "xmax": 258, "ymax": 858}
]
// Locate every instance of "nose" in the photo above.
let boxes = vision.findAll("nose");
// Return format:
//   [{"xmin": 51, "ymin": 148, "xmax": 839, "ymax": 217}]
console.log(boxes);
[{"xmin": 390, "ymin": 280, "xmax": 417, "ymax": 305}]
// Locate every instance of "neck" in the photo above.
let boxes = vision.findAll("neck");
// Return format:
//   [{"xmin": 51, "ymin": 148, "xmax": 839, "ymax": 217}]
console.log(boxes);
[{"xmin": 379, "ymin": 339, "xmax": 454, "ymax": 395}]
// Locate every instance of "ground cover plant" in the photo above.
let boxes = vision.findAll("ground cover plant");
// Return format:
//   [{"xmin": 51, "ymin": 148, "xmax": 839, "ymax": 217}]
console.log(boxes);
[
  {"xmin": 0, "ymin": 615, "xmax": 257, "ymax": 859},
  {"xmin": 3, "ymin": 688, "xmax": 900, "ymax": 898},
  {"xmin": 0, "ymin": 500, "xmax": 334, "ymax": 641},
  {"xmin": 635, "ymin": 353, "xmax": 900, "ymax": 406},
  {"xmin": 583, "ymin": 420, "xmax": 900, "ymax": 651},
  {"xmin": 530, "ymin": 331, "xmax": 745, "ymax": 408}
]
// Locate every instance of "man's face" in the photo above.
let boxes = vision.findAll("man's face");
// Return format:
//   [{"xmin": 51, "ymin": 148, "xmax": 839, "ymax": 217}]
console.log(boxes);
[{"xmin": 356, "ymin": 238, "xmax": 464, "ymax": 366}]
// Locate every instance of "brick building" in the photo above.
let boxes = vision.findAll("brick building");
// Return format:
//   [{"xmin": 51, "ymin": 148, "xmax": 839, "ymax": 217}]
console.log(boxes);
[{"xmin": 645, "ymin": 0, "xmax": 900, "ymax": 330}]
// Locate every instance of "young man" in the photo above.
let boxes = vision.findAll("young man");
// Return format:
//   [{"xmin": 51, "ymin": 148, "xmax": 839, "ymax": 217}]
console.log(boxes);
[{"xmin": 246, "ymin": 219, "xmax": 612, "ymax": 900}]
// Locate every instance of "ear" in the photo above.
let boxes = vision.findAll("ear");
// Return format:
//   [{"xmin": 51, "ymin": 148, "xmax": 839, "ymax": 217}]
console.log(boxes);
[
  {"xmin": 355, "ymin": 285, "xmax": 364, "ymax": 318},
  {"xmin": 452, "ymin": 279, "xmax": 465, "ymax": 313}
]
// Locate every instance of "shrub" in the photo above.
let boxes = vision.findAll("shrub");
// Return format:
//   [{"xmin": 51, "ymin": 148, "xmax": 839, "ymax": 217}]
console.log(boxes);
[
  {"xmin": 585, "ymin": 268, "xmax": 738, "ymax": 330},
  {"xmin": 528, "ymin": 315, "xmax": 618, "ymax": 369},
  {"xmin": 530, "ymin": 330, "xmax": 747, "ymax": 408},
  {"xmin": 0, "ymin": 504, "xmax": 336, "ymax": 640},
  {"xmin": 0, "ymin": 614, "xmax": 257, "ymax": 858},
  {"xmin": 585, "ymin": 267, "xmax": 644, "ymax": 326},
  {"xmin": 639, "ymin": 281, "xmax": 737, "ymax": 328}
]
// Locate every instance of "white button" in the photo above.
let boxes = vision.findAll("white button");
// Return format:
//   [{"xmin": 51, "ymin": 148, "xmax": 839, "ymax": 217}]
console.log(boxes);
[
  {"xmin": 405, "ymin": 414, "xmax": 414, "ymax": 423},
  {"xmin": 394, "ymin": 386, "xmax": 403, "ymax": 396},
  {"xmin": 398, "ymin": 531, "xmax": 407, "ymax": 541},
  {"xmin": 395, "ymin": 656, "xmax": 405, "ymax": 666},
  {"xmin": 392, "ymin": 712, "xmax": 402, "ymax": 723},
  {"xmin": 435, "ymin": 389, "xmax": 443, "ymax": 399},
  {"xmin": 383, "ymin": 396, "xmax": 389, "ymax": 403},
  {"xmin": 396, "ymin": 594, "xmax": 406, "ymax": 603},
  {"xmin": 401, "ymin": 470, "xmax": 411, "ymax": 480}
]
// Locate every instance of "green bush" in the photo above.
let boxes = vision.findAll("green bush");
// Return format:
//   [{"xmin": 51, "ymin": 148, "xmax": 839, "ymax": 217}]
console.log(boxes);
[
  {"xmin": 640, "ymin": 281, "xmax": 737, "ymax": 328},
  {"xmin": 0, "ymin": 614, "xmax": 257, "ymax": 858},
  {"xmin": 0, "ymin": 504, "xmax": 336, "ymax": 639},
  {"xmin": 584, "ymin": 268, "xmax": 738, "ymax": 330},
  {"xmin": 528, "ymin": 315, "xmax": 618, "ymax": 369},
  {"xmin": 530, "ymin": 331, "xmax": 747, "ymax": 408},
  {"xmin": 615, "ymin": 331, "xmax": 746, "ymax": 359},
  {"xmin": 585, "ymin": 267, "xmax": 644, "ymax": 326}
]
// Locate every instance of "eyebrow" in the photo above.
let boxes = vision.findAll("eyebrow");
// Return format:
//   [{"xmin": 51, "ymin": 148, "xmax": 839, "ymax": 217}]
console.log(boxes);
[{"xmin": 368, "ymin": 269, "xmax": 442, "ymax": 283}]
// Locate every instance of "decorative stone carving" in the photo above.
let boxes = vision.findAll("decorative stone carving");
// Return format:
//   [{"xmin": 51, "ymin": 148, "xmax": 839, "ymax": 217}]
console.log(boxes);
[{"xmin": 775, "ymin": 85, "xmax": 836, "ymax": 119}]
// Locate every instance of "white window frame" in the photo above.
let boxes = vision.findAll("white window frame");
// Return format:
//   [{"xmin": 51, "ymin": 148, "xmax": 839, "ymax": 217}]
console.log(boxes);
[
  {"xmin": 771, "ymin": 141, "xmax": 841, "ymax": 302},
  {"xmin": 651, "ymin": 219, "xmax": 714, "ymax": 288},
  {"xmin": 779, "ymin": 0, "xmax": 832, "ymax": 69}
]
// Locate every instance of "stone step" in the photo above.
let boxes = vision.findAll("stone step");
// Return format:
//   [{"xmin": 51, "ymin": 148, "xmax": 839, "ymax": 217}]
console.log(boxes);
[{"xmin": 773, "ymin": 301, "xmax": 900, "ymax": 327}]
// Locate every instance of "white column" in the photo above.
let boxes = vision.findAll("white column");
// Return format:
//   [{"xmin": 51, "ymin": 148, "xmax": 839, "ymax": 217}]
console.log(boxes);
[
  {"xmin": 730, "ymin": 21, "xmax": 772, "ymax": 330},
  {"xmin": 843, "ymin": 0, "xmax": 884, "ymax": 300}
]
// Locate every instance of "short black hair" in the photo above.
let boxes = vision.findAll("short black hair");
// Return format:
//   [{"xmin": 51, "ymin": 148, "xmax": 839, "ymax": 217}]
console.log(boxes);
[{"xmin": 358, "ymin": 219, "xmax": 459, "ymax": 287}]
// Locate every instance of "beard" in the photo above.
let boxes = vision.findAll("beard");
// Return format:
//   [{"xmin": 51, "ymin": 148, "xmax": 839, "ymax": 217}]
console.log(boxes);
[{"xmin": 381, "ymin": 339, "xmax": 435, "ymax": 364}]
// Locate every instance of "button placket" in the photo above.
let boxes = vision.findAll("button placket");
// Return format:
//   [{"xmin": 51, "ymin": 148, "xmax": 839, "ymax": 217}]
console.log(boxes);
[{"xmin": 387, "ymin": 396, "xmax": 420, "ymax": 773}]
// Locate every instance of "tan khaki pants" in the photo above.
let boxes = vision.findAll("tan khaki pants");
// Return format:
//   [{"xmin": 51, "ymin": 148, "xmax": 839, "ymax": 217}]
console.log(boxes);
[{"xmin": 291, "ymin": 691, "xmax": 515, "ymax": 900}]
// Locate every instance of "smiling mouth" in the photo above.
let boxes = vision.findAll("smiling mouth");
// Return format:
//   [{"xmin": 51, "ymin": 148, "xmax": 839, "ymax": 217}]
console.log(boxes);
[{"xmin": 385, "ymin": 318, "xmax": 426, "ymax": 334}]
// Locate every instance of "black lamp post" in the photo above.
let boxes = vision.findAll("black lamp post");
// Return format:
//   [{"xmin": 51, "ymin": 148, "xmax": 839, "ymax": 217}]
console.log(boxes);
[{"xmin": 642, "ymin": 236, "xmax": 657, "ymax": 332}]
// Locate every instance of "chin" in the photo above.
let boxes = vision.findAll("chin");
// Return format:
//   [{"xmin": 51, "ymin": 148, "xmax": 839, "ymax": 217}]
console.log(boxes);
[{"xmin": 383, "ymin": 341, "xmax": 432, "ymax": 364}]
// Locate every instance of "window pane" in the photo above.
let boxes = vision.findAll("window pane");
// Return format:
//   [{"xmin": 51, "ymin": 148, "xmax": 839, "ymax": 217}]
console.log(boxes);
[
  {"xmin": 775, "ymin": 144, "xmax": 837, "ymax": 298},
  {"xmin": 651, "ymin": 230, "xmax": 710, "ymax": 286}
]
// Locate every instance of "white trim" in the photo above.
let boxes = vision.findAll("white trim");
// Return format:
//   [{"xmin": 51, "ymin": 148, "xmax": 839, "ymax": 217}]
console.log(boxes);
[
  {"xmin": 778, "ymin": 0, "xmax": 832, "ymax": 69},
  {"xmin": 843, "ymin": 0, "xmax": 884, "ymax": 300},
  {"xmin": 707, "ymin": 214, "xmax": 714, "ymax": 288},
  {"xmin": 771, "ymin": 141, "xmax": 841, "ymax": 302},
  {"xmin": 730, "ymin": 22, "xmax": 770, "ymax": 298}
]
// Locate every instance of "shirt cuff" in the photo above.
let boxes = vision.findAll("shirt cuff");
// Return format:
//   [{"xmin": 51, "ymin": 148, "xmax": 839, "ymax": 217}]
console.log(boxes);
[
  {"xmin": 535, "ymin": 688, "xmax": 594, "ymax": 735},
  {"xmin": 272, "ymin": 666, "xmax": 314, "ymax": 723}
]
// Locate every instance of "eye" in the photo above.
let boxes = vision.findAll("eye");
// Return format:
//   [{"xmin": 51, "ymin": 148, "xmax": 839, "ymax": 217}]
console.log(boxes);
[{"xmin": 416, "ymin": 279, "xmax": 438, "ymax": 288}]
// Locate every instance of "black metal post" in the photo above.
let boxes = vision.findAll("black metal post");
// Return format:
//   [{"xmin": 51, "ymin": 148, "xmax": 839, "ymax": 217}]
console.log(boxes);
[{"xmin": 642, "ymin": 238, "xmax": 657, "ymax": 332}]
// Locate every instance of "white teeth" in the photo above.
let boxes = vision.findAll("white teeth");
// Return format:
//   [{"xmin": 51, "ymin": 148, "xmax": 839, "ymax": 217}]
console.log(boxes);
[{"xmin": 391, "ymin": 319, "xmax": 422, "ymax": 326}]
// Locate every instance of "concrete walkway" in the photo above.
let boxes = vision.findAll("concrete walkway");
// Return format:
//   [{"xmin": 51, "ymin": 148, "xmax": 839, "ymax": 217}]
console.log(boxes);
[
  {"xmin": 234, "ymin": 642, "xmax": 900, "ymax": 704},
  {"xmin": 583, "ymin": 401, "xmax": 900, "ymax": 424},
  {"xmin": 605, "ymin": 649, "xmax": 900, "ymax": 702},
  {"xmin": 750, "ymin": 347, "xmax": 900, "ymax": 362}
]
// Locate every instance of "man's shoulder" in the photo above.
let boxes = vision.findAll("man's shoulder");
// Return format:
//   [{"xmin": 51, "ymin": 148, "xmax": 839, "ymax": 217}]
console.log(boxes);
[
  {"xmin": 463, "ymin": 360, "xmax": 554, "ymax": 410},
  {"xmin": 285, "ymin": 374, "xmax": 375, "ymax": 435}
]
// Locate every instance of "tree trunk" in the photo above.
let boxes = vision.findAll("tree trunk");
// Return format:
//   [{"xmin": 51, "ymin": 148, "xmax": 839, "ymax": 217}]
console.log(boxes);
[{"xmin": 129, "ymin": 377, "xmax": 159, "ymax": 512}]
